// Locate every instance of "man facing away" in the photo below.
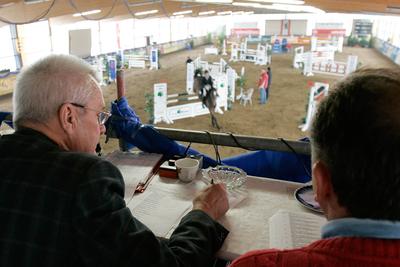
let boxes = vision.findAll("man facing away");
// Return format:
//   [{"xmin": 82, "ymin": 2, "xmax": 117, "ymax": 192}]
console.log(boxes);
[
  {"xmin": 0, "ymin": 54, "xmax": 229, "ymax": 267},
  {"xmin": 230, "ymin": 68, "xmax": 400, "ymax": 267}
]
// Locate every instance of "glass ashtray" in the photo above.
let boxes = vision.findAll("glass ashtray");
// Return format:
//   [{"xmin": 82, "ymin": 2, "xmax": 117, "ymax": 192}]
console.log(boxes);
[{"xmin": 203, "ymin": 166, "xmax": 247, "ymax": 190}]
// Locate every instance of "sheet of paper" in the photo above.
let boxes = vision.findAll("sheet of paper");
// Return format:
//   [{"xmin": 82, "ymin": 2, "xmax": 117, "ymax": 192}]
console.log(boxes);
[
  {"xmin": 227, "ymin": 188, "xmax": 248, "ymax": 208},
  {"xmin": 128, "ymin": 188, "xmax": 192, "ymax": 237},
  {"xmin": 269, "ymin": 209, "xmax": 326, "ymax": 249}
]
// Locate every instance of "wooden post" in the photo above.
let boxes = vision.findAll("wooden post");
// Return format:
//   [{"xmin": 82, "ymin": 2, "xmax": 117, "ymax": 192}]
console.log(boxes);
[
  {"xmin": 117, "ymin": 69, "xmax": 125, "ymax": 100},
  {"xmin": 116, "ymin": 68, "xmax": 130, "ymax": 151}
]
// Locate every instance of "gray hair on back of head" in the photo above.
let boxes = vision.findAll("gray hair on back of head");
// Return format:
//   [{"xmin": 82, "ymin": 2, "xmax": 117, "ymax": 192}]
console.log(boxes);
[{"xmin": 13, "ymin": 54, "xmax": 101, "ymax": 128}]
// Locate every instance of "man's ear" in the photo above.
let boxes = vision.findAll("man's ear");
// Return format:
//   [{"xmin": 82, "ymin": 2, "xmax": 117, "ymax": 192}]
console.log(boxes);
[
  {"xmin": 312, "ymin": 161, "xmax": 333, "ymax": 205},
  {"xmin": 58, "ymin": 103, "xmax": 77, "ymax": 133}
]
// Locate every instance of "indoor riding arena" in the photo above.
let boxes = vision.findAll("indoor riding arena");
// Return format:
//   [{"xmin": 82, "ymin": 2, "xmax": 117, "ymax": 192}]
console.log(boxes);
[{"xmin": 1, "ymin": 1, "xmax": 400, "ymax": 266}]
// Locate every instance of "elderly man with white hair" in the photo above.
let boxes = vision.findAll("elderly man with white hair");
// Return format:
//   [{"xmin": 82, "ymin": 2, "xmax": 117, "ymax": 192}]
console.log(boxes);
[{"xmin": 0, "ymin": 54, "xmax": 229, "ymax": 267}]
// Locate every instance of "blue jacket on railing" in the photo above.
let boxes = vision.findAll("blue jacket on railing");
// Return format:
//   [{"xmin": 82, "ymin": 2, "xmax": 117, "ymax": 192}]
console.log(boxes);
[
  {"xmin": 1, "ymin": 99, "xmax": 311, "ymax": 183},
  {"xmin": 106, "ymin": 97, "xmax": 311, "ymax": 183}
]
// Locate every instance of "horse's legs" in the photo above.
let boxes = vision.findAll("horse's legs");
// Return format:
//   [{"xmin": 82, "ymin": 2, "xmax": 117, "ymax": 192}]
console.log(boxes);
[
  {"xmin": 204, "ymin": 89, "xmax": 221, "ymax": 129},
  {"xmin": 210, "ymin": 111, "xmax": 220, "ymax": 130}
]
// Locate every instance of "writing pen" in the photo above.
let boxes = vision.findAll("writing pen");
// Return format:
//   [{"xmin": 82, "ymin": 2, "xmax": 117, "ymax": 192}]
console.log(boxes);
[
  {"xmin": 135, "ymin": 157, "xmax": 164, "ymax": 193},
  {"xmin": 135, "ymin": 172, "xmax": 155, "ymax": 193}
]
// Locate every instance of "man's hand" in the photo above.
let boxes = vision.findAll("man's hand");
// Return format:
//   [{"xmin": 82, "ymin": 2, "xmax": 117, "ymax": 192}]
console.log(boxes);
[{"xmin": 192, "ymin": 183, "xmax": 229, "ymax": 220}]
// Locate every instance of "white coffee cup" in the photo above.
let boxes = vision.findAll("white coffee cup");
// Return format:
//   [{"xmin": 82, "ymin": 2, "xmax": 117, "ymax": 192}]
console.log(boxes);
[{"xmin": 175, "ymin": 158, "xmax": 199, "ymax": 183}]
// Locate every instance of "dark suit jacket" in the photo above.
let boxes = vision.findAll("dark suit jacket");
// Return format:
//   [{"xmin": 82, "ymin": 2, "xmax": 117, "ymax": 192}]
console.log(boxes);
[
  {"xmin": 0, "ymin": 128, "xmax": 228, "ymax": 267},
  {"xmin": 201, "ymin": 76, "xmax": 214, "ymax": 89}
]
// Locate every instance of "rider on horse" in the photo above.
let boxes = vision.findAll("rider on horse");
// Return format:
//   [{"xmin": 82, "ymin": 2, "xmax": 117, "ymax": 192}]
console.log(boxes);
[{"xmin": 200, "ymin": 70, "xmax": 214, "ymax": 106}]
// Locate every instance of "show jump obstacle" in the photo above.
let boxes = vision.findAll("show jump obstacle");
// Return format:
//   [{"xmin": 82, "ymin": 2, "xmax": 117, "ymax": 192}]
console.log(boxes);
[
  {"xmin": 154, "ymin": 57, "xmax": 238, "ymax": 124},
  {"xmin": 230, "ymin": 38, "xmax": 271, "ymax": 65},
  {"xmin": 293, "ymin": 46, "xmax": 358, "ymax": 77},
  {"xmin": 124, "ymin": 48, "xmax": 158, "ymax": 70},
  {"xmin": 299, "ymin": 82, "xmax": 330, "ymax": 132},
  {"xmin": 187, "ymin": 57, "xmax": 237, "ymax": 103},
  {"xmin": 311, "ymin": 29, "xmax": 345, "ymax": 53},
  {"xmin": 154, "ymin": 83, "xmax": 211, "ymax": 124}
]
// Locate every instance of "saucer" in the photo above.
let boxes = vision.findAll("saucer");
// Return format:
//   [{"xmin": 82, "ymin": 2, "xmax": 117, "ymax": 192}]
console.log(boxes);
[{"xmin": 294, "ymin": 185, "xmax": 323, "ymax": 213}]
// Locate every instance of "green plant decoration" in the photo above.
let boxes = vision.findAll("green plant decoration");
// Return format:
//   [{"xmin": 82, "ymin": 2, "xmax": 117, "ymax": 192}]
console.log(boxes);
[
  {"xmin": 237, "ymin": 74, "xmax": 246, "ymax": 89},
  {"xmin": 359, "ymin": 37, "xmax": 369, "ymax": 48},
  {"xmin": 144, "ymin": 93, "xmax": 155, "ymax": 124}
]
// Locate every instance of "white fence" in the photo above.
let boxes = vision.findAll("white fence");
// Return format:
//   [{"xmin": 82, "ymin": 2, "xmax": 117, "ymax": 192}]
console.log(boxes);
[
  {"xmin": 154, "ymin": 83, "xmax": 228, "ymax": 124},
  {"xmin": 293, "ymin": 46, "xmax": 358, "ymax": 77},
  {"xmin": 187, "ymin": 57, "xmax": 237, "ymax": 104},
  {"xmin": 230, "ymin": 38, "xmax": 271, "ymax": 65}
]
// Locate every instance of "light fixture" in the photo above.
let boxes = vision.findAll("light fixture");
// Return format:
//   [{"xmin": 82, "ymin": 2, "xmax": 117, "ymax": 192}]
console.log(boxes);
[
  {"xmin": 232, "ymin": 2, "xmax": 324, "ymax": 13},
  {"xmin": 199, "ymin": 10, "xmax": 216, "ymax": 15},
  {"xmin": 232, "ymin": 11, "xmax": 244, "ymax": 15},
  {"xmin": 171, "ymin": 15, "xmax": 185, "ymax": 18},
  {"xmin": 271, "ymin": 3, "xmax": 325, "ymax": 13},
  {"xmin": 24, "ymin": 0, "xmax": 49, "ymax": 4},
  {"xmin": 195, "ymin": 0, "xmax": 232, "ymax": 3},
  {"xmin": 244, "ymin": 11, "xmax": 254, "ymax": 15},
  {"xmin": 232, "ymin": 2, "xmax": 261, "ymax": 8},
  {"xmin": 72, "ymin": 9, "xmax": 101, "ymax": 17},
  {"xmin": 247, "ymin": 0, "xmax": 304, "ymax": 4},
  {"xmin": 128, "ymin": 0, "xmax": 161, "ymax": 6},
  {"xmin": 194, "ymin": 0, "xmax": 232, "ymax": 4},
  {"xmin": 134, "ymin": 9, "xmax": 158, "ymax": 16},
  {"xmin": 217, "ymin": 11, "xmax": 232, "ymax": 15},
  {"xmin": 172, "ymin": 10, "xmax": 192, "ymax": 15},
  {"xmin": 0, "ymin": 1, "xmax": 15, "ymax": 8}
]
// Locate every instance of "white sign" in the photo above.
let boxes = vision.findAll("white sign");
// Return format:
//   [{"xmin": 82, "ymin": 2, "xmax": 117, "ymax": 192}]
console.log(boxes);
[
  {"xmin": 186, "ymin": 62, "xmax": 194, "ymax": 94},
  {"xmin": 154, "ymin": 83, "xmax": 169, "ymax": 124},
  {"xmin": 150, "ymin": 48, "xmax": 158, "ymax": 70}
]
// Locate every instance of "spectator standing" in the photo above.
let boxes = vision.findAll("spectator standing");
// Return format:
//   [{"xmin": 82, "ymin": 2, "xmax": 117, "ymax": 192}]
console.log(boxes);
[{"xmin": 257, "ymin": 69, "xmax": 269, "ymax": 104}]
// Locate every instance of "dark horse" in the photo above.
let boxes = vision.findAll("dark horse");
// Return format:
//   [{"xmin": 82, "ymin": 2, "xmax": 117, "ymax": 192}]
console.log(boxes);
[{"xmin": 193, "ymin": 69, "xmax": 221, "ymax": 129}]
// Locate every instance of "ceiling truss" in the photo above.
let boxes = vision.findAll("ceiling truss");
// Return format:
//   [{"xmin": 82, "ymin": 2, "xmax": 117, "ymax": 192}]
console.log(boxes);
[{"xmin": 0, "ymin": 0, "xmax": 400, "ymax": 26}]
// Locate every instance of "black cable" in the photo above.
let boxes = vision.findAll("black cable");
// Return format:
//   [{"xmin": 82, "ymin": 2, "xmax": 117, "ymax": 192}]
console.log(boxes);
[
  {"xmin": 158, "ymin": 0, "xmax": 170, "ymax": 17},
  {"xmin": 278, "ymin": 138, "xmax": 312, "ymax": 179},
  {"xmin": 183, "ymin": 142, "xmax": 192, "ymax": 156},
  {"xmin": 122, "ymin": 0, "xmax": 137, "ymax": 18},
  {"xmin": 0, "ymin": 0, "xmax": 56, "ymax": 25},
  {"xmin": 229, "ymin": 132, "xmax": 312, "ymax": 179},
  {"xmin": 205, "ymin": 131, "xmax": 221, "ymax": 165},
  {"xmin": 96, "ymin": 143, "xmax": 102, "ymax": 156},
  {"xmin": 228, "ymin": 132, "xmax": 256, "ymax": 151}
]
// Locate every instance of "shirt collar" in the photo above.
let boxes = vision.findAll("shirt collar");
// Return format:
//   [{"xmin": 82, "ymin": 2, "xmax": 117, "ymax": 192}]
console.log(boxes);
[{"xmin": 322, "ymin": 217, "xmax": 400, "ymax": 239}]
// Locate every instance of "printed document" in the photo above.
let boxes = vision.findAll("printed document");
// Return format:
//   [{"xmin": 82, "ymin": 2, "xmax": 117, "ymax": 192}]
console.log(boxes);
[{"xmin": 269, "ymin": 209, "xmax": 326, "ymax": 249}]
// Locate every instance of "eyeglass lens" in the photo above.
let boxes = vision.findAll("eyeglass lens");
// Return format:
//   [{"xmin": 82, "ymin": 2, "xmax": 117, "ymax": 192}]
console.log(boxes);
[{"xmin": 98, "ymin": 112, "xmax": 110, "ymax": 125}]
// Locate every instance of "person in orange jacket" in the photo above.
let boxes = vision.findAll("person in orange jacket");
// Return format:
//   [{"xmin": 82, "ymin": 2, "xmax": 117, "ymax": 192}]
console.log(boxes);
[{"xmin": 258, "ymin": 69, "xmax": 269, "ymax": 104}]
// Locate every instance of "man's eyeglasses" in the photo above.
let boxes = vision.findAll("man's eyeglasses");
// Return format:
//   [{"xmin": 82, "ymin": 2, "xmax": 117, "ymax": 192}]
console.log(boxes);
[{"xmin": 70, "ymin": 103, "xmax": 111, "ymax": 125}]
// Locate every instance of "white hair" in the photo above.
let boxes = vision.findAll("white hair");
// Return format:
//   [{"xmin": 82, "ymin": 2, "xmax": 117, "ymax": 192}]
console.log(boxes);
[{"xmin": 13, "ymin": 54, "xmax": 101, "ymax": 128}]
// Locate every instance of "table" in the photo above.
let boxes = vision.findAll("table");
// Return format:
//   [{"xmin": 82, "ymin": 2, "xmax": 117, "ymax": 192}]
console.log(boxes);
[
  {"xmin": 216, "ymin": 176, "xmax": 308, "ymax": 260},
  {"xmin": 125, "ymin": 171, "xmax": 314, "ymax": 261}
]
